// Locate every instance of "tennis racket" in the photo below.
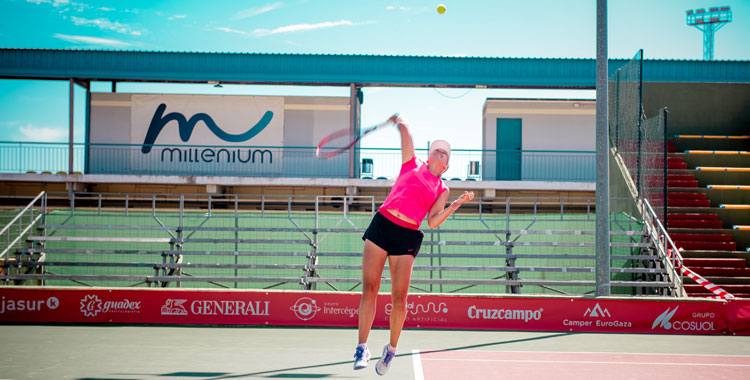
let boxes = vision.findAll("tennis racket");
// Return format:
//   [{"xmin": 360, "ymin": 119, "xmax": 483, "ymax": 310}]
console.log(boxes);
[{"xmin": 316, "ymin": 115, "xmax": 398, "ymax": 159}]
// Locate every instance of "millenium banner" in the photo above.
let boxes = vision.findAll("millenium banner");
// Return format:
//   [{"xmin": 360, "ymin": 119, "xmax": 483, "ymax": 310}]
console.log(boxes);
[{"xmin": 130, "ymin": 94, "xmax": 285, "ymax": 175}]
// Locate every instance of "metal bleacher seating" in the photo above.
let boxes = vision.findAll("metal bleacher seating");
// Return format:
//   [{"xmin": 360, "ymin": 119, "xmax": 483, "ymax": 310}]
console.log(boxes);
[{"xmin": 1, "ymin": 191, "xmax": 676, "ymax": 296}]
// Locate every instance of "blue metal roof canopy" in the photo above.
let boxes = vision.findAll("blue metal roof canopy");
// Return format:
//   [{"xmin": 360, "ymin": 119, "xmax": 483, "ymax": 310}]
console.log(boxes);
[{"xmin": 1, "ymin": 48, "xmax": 748, "ymax": 87}]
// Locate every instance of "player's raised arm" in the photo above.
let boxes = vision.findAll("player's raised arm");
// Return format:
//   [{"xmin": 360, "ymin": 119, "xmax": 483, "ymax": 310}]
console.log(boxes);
[{"xmin": 391, "ymin": 114, "xmax": 415, "ymax": 164}]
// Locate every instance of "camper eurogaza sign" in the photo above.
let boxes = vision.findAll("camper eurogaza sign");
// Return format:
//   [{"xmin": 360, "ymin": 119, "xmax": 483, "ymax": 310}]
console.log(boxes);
[{"xmin": 130, "ymin": 94, "xmax": 284, "ymax": 175}]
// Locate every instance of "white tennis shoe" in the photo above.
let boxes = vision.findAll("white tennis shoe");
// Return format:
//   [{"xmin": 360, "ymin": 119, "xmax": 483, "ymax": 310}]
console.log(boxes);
[
  {"xmin": 375, "ymin": 343, "xmax": 396, "ymax": 375},
  {"xmin": 353, "ymin": 344, "xmax": 371, "ymax": 370}
]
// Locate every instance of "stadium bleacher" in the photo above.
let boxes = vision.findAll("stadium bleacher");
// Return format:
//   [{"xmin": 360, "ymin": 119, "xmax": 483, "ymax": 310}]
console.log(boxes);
[
  {"xmin": 667, "ymin": 135, "xmax": 750, "ymax": 298},
  {"xmin": 1, "ymin": 191, "xmax": 674, "ymax": 296}
]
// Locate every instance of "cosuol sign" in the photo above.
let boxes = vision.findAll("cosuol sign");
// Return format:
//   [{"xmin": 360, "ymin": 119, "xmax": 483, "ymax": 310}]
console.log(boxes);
[{"xmin": 131, "ymin": 94, "xmax": 284, "ymax": 175}]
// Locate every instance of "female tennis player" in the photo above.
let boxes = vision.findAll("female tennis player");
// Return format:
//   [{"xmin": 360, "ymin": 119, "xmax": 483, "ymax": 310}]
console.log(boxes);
[{"xmin": 353, "ymin": 114, "xmax": 474, "ymax": 375}]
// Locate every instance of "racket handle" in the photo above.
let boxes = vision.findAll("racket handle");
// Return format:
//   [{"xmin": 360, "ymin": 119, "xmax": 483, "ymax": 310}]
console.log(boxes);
[{"xmin": 389, "ymin": 113, "xmax": 404, "ymax": 126}]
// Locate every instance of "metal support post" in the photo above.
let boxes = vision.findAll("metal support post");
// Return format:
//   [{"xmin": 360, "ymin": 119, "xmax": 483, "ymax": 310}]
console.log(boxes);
[
  {"xmin": 68, "ymin": 78, "xmax": 74, "ymax": 174},
  {"xmin": 662, "ymin": 108, "xmax": 669, "ymax": 227},
  {"xmin": 349, "ymin": 83, "xmax": 357, "ymax": 178},
  {"xmin": 234, "ymin": 195, "xmax": 239, "ymax": 289},
  {"xmin": 595, "ymin": 0, "xmax": 611, "ymax": 296}
]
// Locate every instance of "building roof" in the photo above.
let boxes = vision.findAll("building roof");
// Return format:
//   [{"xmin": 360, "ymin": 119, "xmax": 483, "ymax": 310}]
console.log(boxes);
[{"xmin": 1, "ymin": 48, "xmax": 748, "ymax": 88}]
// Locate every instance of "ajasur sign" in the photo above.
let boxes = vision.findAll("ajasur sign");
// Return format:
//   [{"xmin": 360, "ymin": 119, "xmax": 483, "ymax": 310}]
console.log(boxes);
[{"xmin": 0, "ymin": 288, "xmax": 744, "ymax": 335}]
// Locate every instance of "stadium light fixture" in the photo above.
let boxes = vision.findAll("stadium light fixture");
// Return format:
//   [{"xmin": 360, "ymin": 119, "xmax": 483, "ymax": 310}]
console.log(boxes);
[{"xmin": 686, "ymin": 6, "xmax": 732, "ymax": 61}]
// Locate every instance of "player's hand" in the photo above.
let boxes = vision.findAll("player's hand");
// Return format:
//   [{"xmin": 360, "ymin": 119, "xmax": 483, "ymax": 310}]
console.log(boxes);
[
  {"xmin": 390, "ymin": 114, "xmax": 406, "ymax": 128},
  {"xmin": 451, "ymin": 191, "xmax": 474, "ymax": 209}
]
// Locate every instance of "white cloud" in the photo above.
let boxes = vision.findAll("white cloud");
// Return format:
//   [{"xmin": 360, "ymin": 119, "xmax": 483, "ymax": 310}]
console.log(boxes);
[
  {"xmin": 386, "ymin": 5, "xmax": 410, "ymax": 11},
  {"xmin": 232, "ymin": 2, "xmax": 283, "ymax": 19},
  {"xmin": 98, "ymin": 7, "xmax": 115, "ymax": 11},
  {"xmin": 253, "ymin": 20, "xmax": 354, "ymax": 37},
  {"xmin": 26, "ymin": 1, "xmax": 99, "ymax": 15},
  {"xmin": 53, "ymin": 33, "xmax": 132, "ymax": 47},
  {"xmin": 168, "ymin": 14, "xmax": 187, "ymax": 20},
  {"xmin": 216, "ymin": 27, "xmax": 249, "ymax": 36},
  {"xmin": 69, "ymin": 16, "xmax": 144, "ymax": 35},
  {"xmin": 18, "ymin": 124, "xmax": 68, "ymax": 142},
  {"xmin": 26, "ymin": 0, "xmax": 70, "ymax": 6}
]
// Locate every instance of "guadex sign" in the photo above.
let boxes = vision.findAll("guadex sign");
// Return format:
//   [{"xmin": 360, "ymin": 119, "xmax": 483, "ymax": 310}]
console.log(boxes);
[
  {"xmin": 79, "ymin": 294, "xmax": 141, "ymax": 317},
  {"xmin": 0, "ymin": 287, "xmax": 746, "ymax": 335}
]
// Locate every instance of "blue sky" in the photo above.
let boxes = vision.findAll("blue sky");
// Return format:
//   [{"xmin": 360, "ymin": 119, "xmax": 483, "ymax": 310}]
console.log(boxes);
[{"xmin": 1, "ymin": 0, "xmax": 748, "ymax": 150}]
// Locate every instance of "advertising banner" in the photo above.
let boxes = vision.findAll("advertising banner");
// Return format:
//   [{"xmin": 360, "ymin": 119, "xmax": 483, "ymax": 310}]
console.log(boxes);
[
  {"xmin": 0, "ymin": 288, "xmax": 744, "ymax": 335},
  {"xmin": 130, "ymin": 94, "xmax": 284, "ymax": 175},
  {"xmin": 728, "ymin": 299, "xmax": 750, "ymax": 334}
]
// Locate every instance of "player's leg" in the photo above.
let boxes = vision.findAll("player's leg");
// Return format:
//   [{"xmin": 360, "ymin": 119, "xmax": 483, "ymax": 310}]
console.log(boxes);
[
  {"xmin": 354, "ymin": 239, "xmax": 387, "ymax": 370},
  {"xmin": 358, "ymin": 239, "xmax": 387, "ymax": 343},
  {"xmin": 386, "ymin": 253, "xmax": 414, "ymax": 347},
  {"xmin": 375, "ymin": 252, "xmax": 414, "ymax": 375}
]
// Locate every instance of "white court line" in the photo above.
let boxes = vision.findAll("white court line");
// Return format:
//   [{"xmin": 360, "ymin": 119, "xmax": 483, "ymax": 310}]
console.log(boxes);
[
  {"xmin": 412, "ymin": 349, "xmax": 424, "ymax": 380},
  {"xmin": 419, "ymin": 358, "xmax": 750, "ymax": 367},
  {"xmin": 430, "ymin": 350, "xmax": 750, "ymax": 358}
]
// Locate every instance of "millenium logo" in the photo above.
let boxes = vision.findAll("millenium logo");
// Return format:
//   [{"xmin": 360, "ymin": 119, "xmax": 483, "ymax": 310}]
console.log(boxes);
[{"xmin": 140, "ymin": 104, "xmax": 273, "ymax": 153}]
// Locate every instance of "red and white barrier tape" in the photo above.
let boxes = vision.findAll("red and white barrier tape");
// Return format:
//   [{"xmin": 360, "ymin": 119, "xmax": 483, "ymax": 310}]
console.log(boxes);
[{"xmin": 668, "ymin": 248, "xmax": 735, "ymax": 299}]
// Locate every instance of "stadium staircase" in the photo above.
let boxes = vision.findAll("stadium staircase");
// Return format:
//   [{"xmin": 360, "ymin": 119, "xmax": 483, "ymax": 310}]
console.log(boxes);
[{"xmin": 666, "ymin": 135, "xmax": 750, "ymax": 298}]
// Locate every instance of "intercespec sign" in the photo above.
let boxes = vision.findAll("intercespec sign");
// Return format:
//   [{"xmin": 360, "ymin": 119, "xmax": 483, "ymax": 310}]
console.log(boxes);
[{"xmin": 0, "ymin": 287, "xmax": 746, "ymax": 335}]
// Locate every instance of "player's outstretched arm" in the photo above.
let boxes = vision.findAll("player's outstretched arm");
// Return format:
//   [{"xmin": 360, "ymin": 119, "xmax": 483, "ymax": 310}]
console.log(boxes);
[{"xmin": 427, "ymin": 190, "xmax": 474, "ymax": 228}]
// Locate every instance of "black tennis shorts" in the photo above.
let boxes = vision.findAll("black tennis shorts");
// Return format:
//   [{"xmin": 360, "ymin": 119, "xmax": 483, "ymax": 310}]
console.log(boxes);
[{"xmin": 362, "ymin": 211, "xmax": 424, "ymax": 256}]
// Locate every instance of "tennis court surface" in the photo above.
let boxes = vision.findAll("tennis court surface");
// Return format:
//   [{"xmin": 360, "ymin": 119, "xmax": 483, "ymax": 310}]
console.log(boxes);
[{"xmin": 2, "ymin": 325, "xmax": 749, "ymax": 380}]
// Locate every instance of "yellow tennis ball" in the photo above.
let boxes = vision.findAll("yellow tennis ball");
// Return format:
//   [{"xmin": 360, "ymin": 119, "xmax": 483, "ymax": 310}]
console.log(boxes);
[{"xmin": 437, "ymin": 4, "xmax": 446, "ymax": 14}]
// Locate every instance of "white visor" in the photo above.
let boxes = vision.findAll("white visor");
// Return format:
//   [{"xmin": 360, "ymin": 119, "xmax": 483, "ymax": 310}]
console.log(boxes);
[{"xmin": 429, "ymin": 140, "xmax": 451, "ymax": 164}]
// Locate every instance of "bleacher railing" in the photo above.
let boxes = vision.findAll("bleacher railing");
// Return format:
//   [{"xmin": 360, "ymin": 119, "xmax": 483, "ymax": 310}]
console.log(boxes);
[
  {"xmin": 1, "ymin": 191, "xmax": 674, "ymax": 296},
  {"xmin": 0, "ymin": 191, "xmax": 45, "ymax": 261},
  {"xmin": 641, "ymin": 199, "xmax": 685, "ymax": 297},
  {"xmin": 0, "ymin": 142, "xmax": 595, "ymax": 182}
]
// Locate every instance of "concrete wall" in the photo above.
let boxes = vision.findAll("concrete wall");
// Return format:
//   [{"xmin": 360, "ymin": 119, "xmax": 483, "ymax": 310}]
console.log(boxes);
[
  {"xmin": 89, "ymin": 93, "xmax": 132, "ymax": 144},
  {"xmin": 482, "ymin": 99, "xmax": 596, "ymax": 181},
  {"xmin": 643, "ymin": 82, "xmax": 750, "ymax": 135}
]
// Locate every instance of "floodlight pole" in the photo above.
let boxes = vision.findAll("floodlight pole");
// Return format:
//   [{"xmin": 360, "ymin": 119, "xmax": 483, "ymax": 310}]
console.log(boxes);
[
  {"xmin": 686, "ymin": 7, "xmax": 732, "ymax": 61},
  {"xmin": 595, "ymin": 0, "xmax": 610, "ymax": 296}
]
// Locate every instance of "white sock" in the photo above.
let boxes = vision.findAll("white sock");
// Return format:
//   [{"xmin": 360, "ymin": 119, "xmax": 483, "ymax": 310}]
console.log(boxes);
[
  {"xmin": 357, "ymin": 343, "xmax": 368, "ymax": 350},
  {"xmin": 387, "ymin": 343, "xmax": 396, "ymax": 353}
]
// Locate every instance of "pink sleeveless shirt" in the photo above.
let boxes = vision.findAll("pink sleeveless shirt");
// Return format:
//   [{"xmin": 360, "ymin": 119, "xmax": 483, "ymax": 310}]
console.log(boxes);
[{"xmin": 380, "ymin": 157, "xmax": 448, "ymax": 229}]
